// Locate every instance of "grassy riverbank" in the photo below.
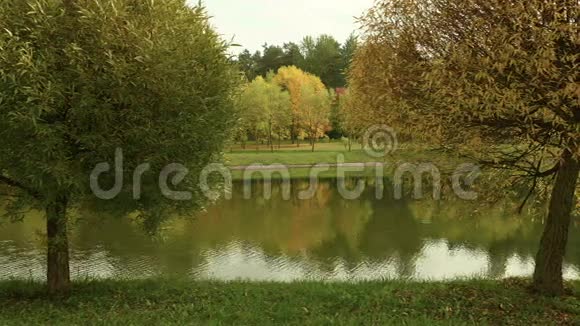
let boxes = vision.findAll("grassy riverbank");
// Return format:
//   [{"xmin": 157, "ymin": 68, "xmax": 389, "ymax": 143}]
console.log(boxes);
[
  {"xmin": 1, "ymin": 279, "xmax": 578, "ymax": 325},
  {"xmin": 225, "ymin": 141, "xmax": 466, "ymax": 182},
  {"xmin": 224, "ymin": 141, "xmax": 447, "ymax": 166}
]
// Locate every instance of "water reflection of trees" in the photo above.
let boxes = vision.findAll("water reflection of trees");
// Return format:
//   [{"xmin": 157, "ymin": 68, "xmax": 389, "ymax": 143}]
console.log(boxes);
[
  {"xmin": 232, "ymin": 179, "xmax": 580, "ymax": 278},
  {"xmin": 1, "ymin": 178, "xmax": 578, "ymax": 279}
]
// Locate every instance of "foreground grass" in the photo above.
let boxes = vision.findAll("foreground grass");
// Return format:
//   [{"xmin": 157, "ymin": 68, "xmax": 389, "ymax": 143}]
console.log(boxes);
[{"xmin": 1, "ymin": 279, "xmax": 579, "ymax": 325}]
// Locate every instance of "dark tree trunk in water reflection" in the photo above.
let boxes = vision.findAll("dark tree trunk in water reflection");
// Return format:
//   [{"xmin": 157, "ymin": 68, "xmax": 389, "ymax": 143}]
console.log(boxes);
[
  {"xmin": 533, "ymin": 149, "xmax": 579, "ymax": 295},
  {"xmin": 46, "ymin": 194, "xmax": 71, "ymax": 295}
]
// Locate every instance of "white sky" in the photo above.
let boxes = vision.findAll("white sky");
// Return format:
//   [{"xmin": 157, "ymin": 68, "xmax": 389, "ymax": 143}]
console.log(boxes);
[{"xmin": 194, "ymin": 0, "xmax": 375, "ymax": 54}]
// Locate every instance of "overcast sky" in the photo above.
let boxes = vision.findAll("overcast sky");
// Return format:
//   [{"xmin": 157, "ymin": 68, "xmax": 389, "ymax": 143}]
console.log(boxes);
[{"xmin": 194, "ymin": 0, "xmax": 374, "ymax": 54}]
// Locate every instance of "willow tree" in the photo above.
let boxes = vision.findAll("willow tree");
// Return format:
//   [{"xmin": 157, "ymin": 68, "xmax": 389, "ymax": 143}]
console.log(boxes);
[
  {"xmin": 0, "ymin": 0, "xmax": 238, "ymax": 294},
  {"xmin": 351, "ymin": 0, "xmax": 579, "ymax": 294}
]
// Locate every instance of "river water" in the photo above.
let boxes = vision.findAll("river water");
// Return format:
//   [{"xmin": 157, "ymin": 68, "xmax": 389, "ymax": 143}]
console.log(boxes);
[{"xmin": 1, "ymin": 179, "xmax": 578, "ymax": 281}]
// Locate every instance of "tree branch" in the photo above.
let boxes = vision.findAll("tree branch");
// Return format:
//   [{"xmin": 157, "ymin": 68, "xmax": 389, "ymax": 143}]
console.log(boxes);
[{"xmin": 0, "ymin": 175, "xmax": 42, "ymax": 200}]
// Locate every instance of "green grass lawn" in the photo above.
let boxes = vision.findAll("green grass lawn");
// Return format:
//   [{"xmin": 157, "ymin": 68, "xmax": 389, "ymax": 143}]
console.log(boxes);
[
  {"xmin": 225, "ymin": 141, "xmax": 371, "ymax": 166},
  {"xmin": 230, "ymin": 166, "xmax": 382, "ymax": 180},
  {"xmin": 224, "ymin": 141, "xmax": 453, "ymax": 167},
  {"xmin": 0, "ymin": 279, "xmax": 578, "ymax": 325},
  {"xmin": 224, "ymin": 141, "xmax": 468, "ymax": 182}
]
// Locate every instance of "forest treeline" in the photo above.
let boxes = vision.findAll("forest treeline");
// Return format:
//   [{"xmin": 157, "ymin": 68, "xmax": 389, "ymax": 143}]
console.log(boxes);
[
  {"xmin": 232, "ymin": 34, "xmax": 361, "ymax": 148},
  {"xmin": 235, "ymin": 34, "xmax": 358, "ymax": 89}
]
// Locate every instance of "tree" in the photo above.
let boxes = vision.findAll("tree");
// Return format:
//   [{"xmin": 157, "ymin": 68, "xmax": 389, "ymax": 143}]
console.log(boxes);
[
  {"xmin": 237, "ymin": 76, "xmax": 291, "ymax": 151},
  {"xmin": 237, "ymin": 49, "xmax": 259, "ymax": 81},
  {"xmin": 301, "ymin": 35, "xmax": 343, "ymax": 88},
  {"xmin": 272, "ymin": 66, "xmax": 327, "ymax": 146},
  {"xmin": 0, "ymin": 0, "xmax": 238, "ymax": 295},
  {"xmin": 256, "ymin": 45, "xmax": 286, "ymax": 78},
  {"xmin": 264, "ymin": 74, "xmax": 293, "ymax": 150},
  {"xmin": 327, "ymin": 88, "xmax": 346, "ymax": 139},
  {"xmin": 339, "ymin": 90, "xmax": 368, "ymax": 151},
  {"xmin": 236, "ymin": 79, "xmax": 268, "ymax": 149},
  {"xmin": 236, "ymin": 35, "xmax": 355, "ymax": 90},
  {"xmin": 340, "ymin": 34, "xmax": 358, "ymax": 83},
  {"xmin": 300, "ymin": 85, "xmax": 331, "ymax": 152},
  {"xmin": 351, "ymin": 0, "xmax": 579, "ymax": 295},
  {"xmin": 282, "ymin": 42, "xmax": 305, "ymax": 68}
]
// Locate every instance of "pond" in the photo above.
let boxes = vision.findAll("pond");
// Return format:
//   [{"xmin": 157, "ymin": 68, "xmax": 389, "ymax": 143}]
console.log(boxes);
[{"xmin": 1, "ymin": 178, "xmax": 579, "ymax": 281}]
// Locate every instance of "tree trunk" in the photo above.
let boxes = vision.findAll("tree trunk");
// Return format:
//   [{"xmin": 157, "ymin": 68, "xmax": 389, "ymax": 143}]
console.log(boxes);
[
  {"xmin": 278, "ymin": 135, "xmax": 281, "ymax": 149},
  {"xmin": 269, "ymin": 123, "xmax": 274, "ymax": 153},
  {"xmin": 291, "ymin": 119, "xmax": 296, "ymax": 145},
  {"xmin": 46, "ymin": 195, "xmax": 71, "ymax": 295},
  {"xmin": 533, "ymin": 149, "xmax": 579, "ymax": 295}
]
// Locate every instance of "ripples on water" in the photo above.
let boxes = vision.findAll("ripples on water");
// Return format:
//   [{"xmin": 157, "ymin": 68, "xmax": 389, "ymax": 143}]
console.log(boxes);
[{"xmin": 0, "ymin": 179, "xmax": 579, "ymax": 281}]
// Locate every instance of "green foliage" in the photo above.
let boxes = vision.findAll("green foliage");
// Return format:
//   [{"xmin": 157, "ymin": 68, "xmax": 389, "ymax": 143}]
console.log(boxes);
[
  {"xmin": 282, "ymin": 42, "xmax": 305, "ymax": 69},
  {"xmin": 0, "ymin": 0, "xmax": 238, "ymax": 223},
  {"xmin": 256, "ymin": 44, "xmax": 286, "ymax": 78},
  {"xmin": 237, "ymin": 49, "xmax": 259, "ymax": 81},
  {"xmin": 301, "ymin": 35, "xmax": 344, "ymax": 88},
  {"xmin": 340, "ymin": 34, "xmax": 358, "ymax": 79},
  {"xmin": 236, "ymin": 35, "xmax": 359, "ymax": 89},
  {"xmin": 235, "ymin": 76, "xmax": 292, "ymax": 148},
  {"xmin": 300, "ymin": 83, "xmax": 331, "ymax": 149},
  {"xmin": 339, "ymin": 90, "xmax": 366, "ymax": 143}
]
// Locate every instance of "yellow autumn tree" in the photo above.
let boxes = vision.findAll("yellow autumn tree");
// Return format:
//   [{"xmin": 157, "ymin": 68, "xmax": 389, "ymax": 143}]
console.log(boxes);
[{"xmin": 273, "ymin": 66, "xmax": 329, "ymax": 146}]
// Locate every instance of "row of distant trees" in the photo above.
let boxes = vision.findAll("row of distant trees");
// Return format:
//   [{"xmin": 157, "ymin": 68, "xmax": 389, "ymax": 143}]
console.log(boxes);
[
  {"xmin": 233, "ymin": 63, "xmax": 369, "ymax": 152},
  {"xmin": 235, "ymin": 66, "xmax": 337, "ymax": 152},
  {"xmin": 233, "ymin": 35, "xmax": 363, "ymax": 150},
  {"xmin": 235, "ymin": 34, "xmax": 359, "ymax": 89}
]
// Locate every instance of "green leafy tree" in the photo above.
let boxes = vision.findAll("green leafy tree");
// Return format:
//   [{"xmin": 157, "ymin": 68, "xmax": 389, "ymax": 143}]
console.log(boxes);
[
  {"xmin": 256, "ymin": 45, "xmax": 286, "ymax": 78},
  {"xmin": 0, "ymin": 0, "xmax": 238, "ymax": 294},
  {"xmin": 282, "ymin": 42, "xmax": 305, "ymax": 68},
  {"xmin": 327, "ymin": 88, "xmax": 343, "ymax": 139},
  {"xmin": 237, "ymin": 76, "xmax": 292, "ymax": 151},
  {"xmin": 236, "ymin": 79, "xmax": 268, "ymax": 148},
  {"xmin": 300, "ymin": 85, "xmax": 331, "ymax": 152},
  {"xmin": 236, "ymin": 34, "xmax": 356, "ymax": 91},
  {"xmin": 340, "ymin": 34, "xmax": 358, "ymax": 79},
  {"xmin": 339, "ymin": 90, "xmax": 368, "ymax": 151},
  {"xmin": 351, "ymin": 0, "xmax": 579, "ymax": 295},
  {"xmin": 237, "ymin": 49, "xmax": 259, "ymax": 81},
  {"xmin": 301, "ymin": 35, "xmax": 343, "ymax": 88}
]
